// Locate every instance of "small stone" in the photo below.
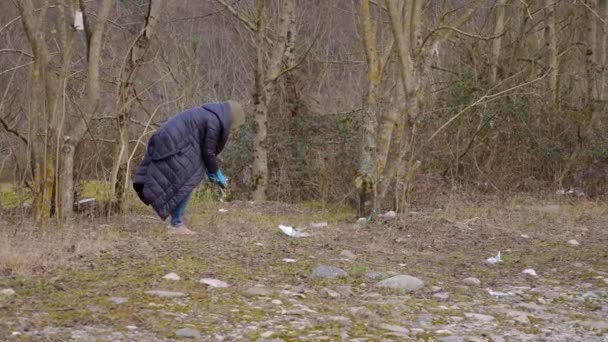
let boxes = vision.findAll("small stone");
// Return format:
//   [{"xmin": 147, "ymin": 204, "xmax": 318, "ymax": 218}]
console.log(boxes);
[
  {"xmin": 271, "ymin": 299, "xmax": 283, "ymax": 305},
  {"xmin": 376, "ymin": 274, "xmax": 424, "ymax": 292},
  {"xmin": 261, "ymin": 331, "xmax": 275, "ymax": 338},
  {"xmin": 162, "ymin": 272, "xmax": 180, "ymax": 281},
  {"xmin": 175, "ymin": 328, "xmax": 201, "ymax": 338},
  {"xmin": 310, "ymin": 222, "xmax": 328, "ymax": 228},
  {"xmin": 11, "ymin": 332, "xmax": 20, "ymax": 336},
  {"xmin": 339, "ymin": 250, "xmax": 357, "ymax": 260},
  {"xmin": 579, "ymin": 320, "xmax": 608, "ymax": 330},
  {"xmin": 126, "ymin": 326, "xmax": 138, "ymax": 330},
  {"xmin": 381, "ymin": 211, "xmax": 396, "ymax": 219},
  {"xmin": 200, "ymin": 278, "xmax": 230, "ymax": 288},
  {"xmin": 440, "ymin": 337, "xmax": 464, "ymax": 342},
  {"xmin": 378, "ymin": 323, "xmax": 409, "ymax": 334},
  {"xmin": 430, "ymin": 286, "xmax": 443, "ymax": 293},
  {"xmin": 604, "ymin": 278, "xmax": 608, "ymax": 285},
  {"xmin": 320, "ymin": 288, "xmax": 341, "ymax": 299},
  {"xmin": 515, "ymin": 302, "xmax": 545, "ymax": 314},
  {"xmin": 336, "ymin": 285, "xmax": 354, "ymax": 297},
  {"xmin": 434, "ymin": 292, "xmax": 451, "ymax": 301},
  {"xmin": 462, "ymin": 277, "xmax": 481, "ymax": 287},
  {"xmin": 356, "ymin": 217, "xmax": 368, "ymax": 225},
  {"xmin": 145, "ymin": 290, "xmax": 185, "ymax": 298},
  {"xmin": 522, "ymin": 269, "xmax": 538, "ymax": 277},
  {"xmin": 464, "ymin": 312, "xmax": 495, "ymax": 322},
  {"xmin": 0, "ymin": 288, "xmax": 16, "ymax": 296},
  {"xmin": 244, "ymin": 286, "xmax": 271, "ymax": 297},
  {"xmin": 109, "ymin": 297, "xmax": 128, "ymax": 304},
  {"xmin": 567, "ymin": 239, "xmax": 580, "ymax": 246},
  {"xmin": 312, "ymin": 265, "xmax": 348, "ymax": 279}
]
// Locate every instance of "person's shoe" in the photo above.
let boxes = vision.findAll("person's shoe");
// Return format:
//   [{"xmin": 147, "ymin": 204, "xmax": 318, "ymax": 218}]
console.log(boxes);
[{"xmin": 167, "ymin": 224, "xmax": 195, "ymax": 235}]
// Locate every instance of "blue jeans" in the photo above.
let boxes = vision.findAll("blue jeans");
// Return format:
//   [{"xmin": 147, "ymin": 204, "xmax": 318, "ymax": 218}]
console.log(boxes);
[{"xmin": 170, "ymin": 192, "xmax": 192, "ymax": 227}]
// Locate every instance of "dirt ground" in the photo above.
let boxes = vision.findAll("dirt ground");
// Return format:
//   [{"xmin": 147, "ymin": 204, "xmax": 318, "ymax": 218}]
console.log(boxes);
[{"xmin": 0, "ymin": 195, "xmax": 607, "ymax": 341}]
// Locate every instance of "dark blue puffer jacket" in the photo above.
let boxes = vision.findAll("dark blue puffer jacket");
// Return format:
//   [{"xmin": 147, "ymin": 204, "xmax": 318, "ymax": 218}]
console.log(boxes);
[{"xmin": 133, "ymin": 102, "xmax": 233, "ymax": 220}]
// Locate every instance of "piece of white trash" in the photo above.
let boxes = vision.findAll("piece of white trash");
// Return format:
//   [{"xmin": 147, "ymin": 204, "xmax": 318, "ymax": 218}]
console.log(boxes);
[
  {"xmin": 162, "ymin": 272, "xmax": 180, "ymax": 281},
  {"xmin": 282, "ymin": 258, "xmax": 296, "ymax": 263},
  {"xmin": 199, "ymin": 278, "xmax": 229, "ymax": 288},
  {"xmin": 279, "ymin": 225, "xmax": 310, "ymax": 238},
  {"xmin": 521, "ymin": 234, "xmax": 530, "ymax": 239},
  {"xmin": 74, "ymin": 10, "xmax": 84, "ymax": 31},
  {"xmin": 218, "ymin": 208, "xmax": 228, "ymax": 213},
  {"xmin": 486, "ymin": 251, "xmax": 502, "ymax": 264},
  {"xmin": 522, "ymin": 269, "xmax": 538, "ymax": 277},
  {"xmin": 487, "ymin": 289, "xmax": 511, "ymax": 298}
]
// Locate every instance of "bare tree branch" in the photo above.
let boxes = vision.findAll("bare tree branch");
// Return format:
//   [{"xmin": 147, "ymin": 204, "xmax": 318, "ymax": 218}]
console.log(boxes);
[
  {"xmin": 0, "ymin": 49, "xmax": 33, "ymax": 58},
  {"xmin": 0, "ymin": 116, "xmax": 28, "ymax": 145}
]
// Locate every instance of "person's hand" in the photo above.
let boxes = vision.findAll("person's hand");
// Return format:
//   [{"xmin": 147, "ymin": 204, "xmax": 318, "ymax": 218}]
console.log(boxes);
[{"xmin": 208, "ymin": 169, "xmax": 227, "ymax": 188}]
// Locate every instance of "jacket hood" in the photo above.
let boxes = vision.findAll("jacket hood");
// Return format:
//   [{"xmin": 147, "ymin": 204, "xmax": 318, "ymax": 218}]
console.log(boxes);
[{"xmin": 202, "ymin": 102, "xmax": 232, "ymax": 133}]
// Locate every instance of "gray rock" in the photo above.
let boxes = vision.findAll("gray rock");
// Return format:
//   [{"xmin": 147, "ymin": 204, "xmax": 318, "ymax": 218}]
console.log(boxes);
[
  {"xmin": 339, "ymin": 250, "xmax": 357, "ymax": 260},
  {"xmin": 244, "ymin": 286, "xmax": 271, "ymax": 297},
  {"xmin": 144, "ymin": 290, "xmax": 186, "ymax": 298},
  {"xmin": 430, "ymin": 286, "xmax": 443, "ymax": 293},
  {"xmin": 515, "ymin": 302, "xmax": 545, "ymax": 314},
  {"xmin": 365, "ymin": 271, "xmax": 396, "ymax": 280},
  {"xmin": 336, "ymin": 285, "xmax": 354, "ymax": 297},
  {"xmin": 378, "ymin": 323, "xmax": 409, "ymax": 334},
  {"xmin": 462, "ymin": 277, "xmax": 481, "ymax": 287},
  {"xmin": 312, "ymin": 265, "xmax": 348, "ymax": 279},
  {"xmin": 579, "ymin": 320, "xmax": 608, "ymax": 330},
  {"xmin": 109, "ymin": 297, "xmax": 128, "ymax": 304},
  {"xmin": 464, "ymin": 312, "xmax": 495, "ymax": 322},
  {"xmin": 356, "ymin": 217, "xmax": 368, "ymax": 225},
  {"xmin": 434, "ymin": 292, "xmax": 451, "ymax": 301},
  {"xmin": 502, "ymin": 310, "xmax": 530, "ymax": 324},
  {"xmin": 440, "ymin": 337, "xmax": 464, "ymax": 342},
  {"xmin": 320, "ymin": 288, "xmax": 341, "ymax": 299},
  {"xmin": 0, "ymin": 288, "xmax": 16, "ymax": 296},
  {"xmin": 375, "ymin": 275, "xmax": 424, "ymax": 292},
  {"xmin": 175, "ymin": 328, "xmax": 201, "ymax": 338}
]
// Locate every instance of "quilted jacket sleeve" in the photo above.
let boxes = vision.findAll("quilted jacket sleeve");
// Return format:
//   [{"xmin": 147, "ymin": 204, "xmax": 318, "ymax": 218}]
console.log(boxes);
[{"xmin": 201, "ymin": 117, "xmax": 220, "ymax": 173}]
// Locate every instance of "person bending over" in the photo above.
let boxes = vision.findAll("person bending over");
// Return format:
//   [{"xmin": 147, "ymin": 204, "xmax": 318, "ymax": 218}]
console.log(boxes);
[{"xmin": 133, "ymin": 101, "xmax": 245, "ymax": 234}]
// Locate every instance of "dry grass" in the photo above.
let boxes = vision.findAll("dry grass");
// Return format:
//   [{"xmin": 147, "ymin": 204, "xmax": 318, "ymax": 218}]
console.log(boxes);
[{"xmin": 0, "ymin": 220, "xmax": 124, "ymax": 276}]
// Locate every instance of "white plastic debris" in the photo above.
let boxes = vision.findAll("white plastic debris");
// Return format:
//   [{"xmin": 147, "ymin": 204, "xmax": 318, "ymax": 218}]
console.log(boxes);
[
  {"xmin": 199, "ymin": 278, "xmax": 229, "ymax": 288},
  {"xmin": 380, "ymin": 211, "xmax": 396, "ymax": 219},
  {"xmin": 310, "ymin": 222, "xmax": 328, "ymax": 228},
  {"xmin": 398, "ymin": 263, "xmax": 407, "ymax": 267},
  {"xmin": 278, "ymin": 225, "xmax": 310, "ymax": 238},
  {"xmin": 74, "ymin": 10, "xmax": 84, "ymax": 31},
  {"xmin": 522, "ymin": 269, "xmax": 538, "ymax": 277},
  {"xmin": 282, "ymin": 258, "xmax": 296, "ymax": 263},
  {"xmin": 520, "ymin": 234, "xmax": 530, "ymax": 239},
  {"xmin": 487, "ymin": 289, "xmax": 511, "ymax": 298},
  {"xmin": 162, "ymin": 272, "xmax": 180, "ymax": 281},
  {"xmin": 255, "ymin": 242, "xmax": 264, "ymax": 247},
  {"xmin": 11, "ymin": 332, "xmax": 21, "ymax": 336},
  {"xmin": 126, "ymin": 326, "xmax": 138, "ymax": 330},
  {"xmin": 486, "ymin": 251, "xmax": 502, "ymax": 264},
  {"xmin": 567, "ymin": 239, "xmax": 580, "ymax": 246},
  {"xmin": 218, "ymin": 208, "xmax": 228, "ymax": 213}
]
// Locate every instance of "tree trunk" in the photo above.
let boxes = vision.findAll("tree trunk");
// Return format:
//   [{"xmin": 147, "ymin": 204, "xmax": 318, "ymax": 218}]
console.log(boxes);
[
  {"xmin": 111, "ymin": 0, "xmax": 161, "ymax": 211},
  {"xmin": 356, "ymin": 0, "xmax": 384, "ymax": 216},
  {"xmin": 251, "ymin": 0, "xmax": 295, "ymax": 201},
  {"xmin": 490, "ymin": 0, "xmax": 508, "ymax": 83},
  {"xmin": 58, "ymin": 142, "xmax": 75, "ymax": 220},
  {"xmin": 544, "ymin": 0, "xmax": 558, "ymax": 106}
]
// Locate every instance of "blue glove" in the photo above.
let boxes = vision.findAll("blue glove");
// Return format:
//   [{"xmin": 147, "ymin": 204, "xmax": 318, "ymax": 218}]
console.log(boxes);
[{"xmin": 208, "ymin": 169, "xmax": 227, "ymax": 188}]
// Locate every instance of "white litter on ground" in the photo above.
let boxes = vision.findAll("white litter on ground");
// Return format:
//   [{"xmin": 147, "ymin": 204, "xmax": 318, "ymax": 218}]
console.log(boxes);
[
  {"xmin": 486, "ymin": 251, "xmax": 502, "ymax": 264},
  {"xmin": 279, "ymin": 225, "xmax": 311, "ymax": 238},
  {"xmin": 522, "ymin": 269, "xmax": 538, "ymax": 277}
]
